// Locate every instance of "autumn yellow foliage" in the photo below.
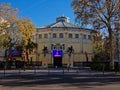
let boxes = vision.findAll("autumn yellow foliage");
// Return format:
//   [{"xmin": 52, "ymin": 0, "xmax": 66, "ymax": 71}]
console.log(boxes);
[{"xmin": 17, "ymin": 19, "xmax": 36, "ymax": 46}]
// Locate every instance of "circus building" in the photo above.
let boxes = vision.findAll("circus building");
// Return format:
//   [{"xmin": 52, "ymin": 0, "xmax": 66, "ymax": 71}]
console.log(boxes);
[{"xmin": 33, "ymin": 16, "xmax": 97, "ymax": 67}]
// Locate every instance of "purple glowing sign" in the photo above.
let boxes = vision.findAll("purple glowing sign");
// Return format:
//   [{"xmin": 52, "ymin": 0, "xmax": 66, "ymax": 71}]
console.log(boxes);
[{"xmin": 52, "ymin": 50, "xmax": 63, "ymax": 57}]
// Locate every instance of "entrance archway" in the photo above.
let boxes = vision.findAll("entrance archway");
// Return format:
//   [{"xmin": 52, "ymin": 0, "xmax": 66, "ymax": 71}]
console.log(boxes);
[{"xmin": 53, "ymin": 57, "xmax": 62, "ymax": 67}]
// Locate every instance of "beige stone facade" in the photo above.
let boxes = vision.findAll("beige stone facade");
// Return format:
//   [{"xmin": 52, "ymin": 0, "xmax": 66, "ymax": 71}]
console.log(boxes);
[{"xmin": 32, "ymin": 16, "xmax": 97, "ymax": 67}]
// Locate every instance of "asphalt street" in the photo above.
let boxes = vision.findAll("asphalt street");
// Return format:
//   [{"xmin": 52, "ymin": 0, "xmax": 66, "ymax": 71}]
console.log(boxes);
[{"xmin": 0, "ymin": 68, "xmax": 120, "ymax": 90}]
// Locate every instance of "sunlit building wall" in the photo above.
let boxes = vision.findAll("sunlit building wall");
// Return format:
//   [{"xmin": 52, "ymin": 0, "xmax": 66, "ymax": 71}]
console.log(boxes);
[{"xmin": 31, "ymin": 16, "xmax": 97, "ymax": 67}]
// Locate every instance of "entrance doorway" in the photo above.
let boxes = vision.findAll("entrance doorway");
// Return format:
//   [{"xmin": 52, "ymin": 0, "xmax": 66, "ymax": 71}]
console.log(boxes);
[{"xmin": 53, "ymin": 57, "xmax": 62, "ymax": 67}]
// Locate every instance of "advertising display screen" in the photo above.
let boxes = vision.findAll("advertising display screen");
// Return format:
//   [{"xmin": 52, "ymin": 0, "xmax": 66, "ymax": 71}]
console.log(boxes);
[
  {"xmin": 5, "ymin": 50, "xmax": 22, "ymax": 57},
  {"xmin": 11, "ymin": 50, "xmax": 22, "ymax": 57},
  {"xmin": 52, "ymin": 50, "xmax": 63, "ymax": 57}
]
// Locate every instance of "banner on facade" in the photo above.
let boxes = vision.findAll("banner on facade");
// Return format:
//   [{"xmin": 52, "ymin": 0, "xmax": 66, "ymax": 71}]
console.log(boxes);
[{"xmin": 52, "ymin": 50, "xmax": 63, "ymax": 57}]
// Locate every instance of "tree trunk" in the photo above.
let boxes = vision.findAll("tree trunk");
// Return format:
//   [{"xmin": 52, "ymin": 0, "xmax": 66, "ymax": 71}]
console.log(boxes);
[{"xmin": 109, "ymin": 28, "xmax": 114, "ymax": 70}]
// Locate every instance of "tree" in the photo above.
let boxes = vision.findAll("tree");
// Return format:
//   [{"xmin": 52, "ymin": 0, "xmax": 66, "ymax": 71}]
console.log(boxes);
[
  {"xmin": 67, "ymin": 46, "xmax": 74, "ymax": 57},
  {"xmin": 16, "ymin": 18, "xmax": 37, "ymax": 56},
  {"xmin": 93, "ymin": 32, "xmax": 107, "ymax": 62},
  {"xmin": 0, "ymin": 3, "xmax": 19, "ymax": 61},
  {"xmin": 0, "ymin": 3, "xmax": 36, "ymax": 62},
  {"xmin": 72, "ymin": 0, "xmax": 120, "ymax": 70},
  {"xmin": 16, "ymin": 19, "xmax": 36, "ymax": 46},
  {"xmin": 0, "ymin": 3, "xmax": 18, "ymax": 46},
  {"xmin": 93, "ymin": 32, "xmax": 103, "ymax": 53},
  {"xmin": 15, "ymin": 18, "xmax": 36, "ymax": 65},
  {"xmin": 67, "ymin": 46, "xmax": 74, "ymax": 69}
]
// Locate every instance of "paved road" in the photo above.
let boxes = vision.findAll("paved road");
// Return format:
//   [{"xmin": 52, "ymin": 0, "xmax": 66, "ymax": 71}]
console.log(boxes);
[{"xmin": 0, "ymin": 68, "xmax": 120, "ymax": 90}]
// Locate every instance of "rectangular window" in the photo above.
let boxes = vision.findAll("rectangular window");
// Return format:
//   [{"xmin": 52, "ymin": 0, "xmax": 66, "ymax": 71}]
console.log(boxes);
[
  {"xmin": 51, "ymin": 44, "xmax": 57, "ymax": 50},
  {"xmin": 39, "ymin": 34, "xmax": 42, "ymax": 38},
  {"xmin": 59, "ymin": 33, "xmax": 64, "ymax": 38},
  {"xmin": 54, "ymin": 46, "xmax": 56, "ymax": 49},
  {"xmin": 83, "ymin": 34, "xmax": 86, "ymax": 39},
  {"xmin": 60, "ymin": 45, "xmax": 62, "ymax": 49},
  {"xmin": 75, "ymin": 34, "xmax": 79, "ymax": 38},
  {"xmin": 44, "ymin": 34, "xmax": 48, "ymax": 38},
  {"xmin": 69, "ymin": 33, "xmax": 72, "ymax": 38},
  {"xmin": 53, "ymin": 33, "xmax": 57, "ymax": 38},
  {"xmin": 58, "ymin": 44, "xmax": 65, "ymax": 50},
  {"xmin": 63, "ymin": 44, "xmax": 65, "ymax": 50},
  {"xmin": 93, "ymin": 35, "xmax": 95, "ymax": 40},
  {"xmin": 88, "ymin": 35, "xmax": 91, "ymax": 39},
  {"xmin": 51, "ymin": 44, "xmax": 53, "ymax": 50}
]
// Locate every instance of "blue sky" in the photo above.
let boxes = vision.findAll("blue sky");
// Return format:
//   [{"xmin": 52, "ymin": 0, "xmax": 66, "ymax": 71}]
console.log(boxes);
[{"xmin": 0, "ymin": 0, "xmax": 75, "ymax": 28}]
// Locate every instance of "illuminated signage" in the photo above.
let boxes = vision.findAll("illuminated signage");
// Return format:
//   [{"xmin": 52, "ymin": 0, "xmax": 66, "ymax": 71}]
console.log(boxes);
[
  {"xmin": 11, "ymin": 50, "xmax": 22, "ymax": 57},
  {"xmin": 52, "ymin": 50, "xmax": 63, "ymax": 57},
  {"xmin": 5, "ymin": 50, "xmax": 22, "ymax": 57}
]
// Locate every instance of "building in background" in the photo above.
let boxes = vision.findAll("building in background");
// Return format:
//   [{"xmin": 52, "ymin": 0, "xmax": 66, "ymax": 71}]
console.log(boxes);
[{"xmin": 34, "ymin": 16, "xmax": 98, "ymax": 67}]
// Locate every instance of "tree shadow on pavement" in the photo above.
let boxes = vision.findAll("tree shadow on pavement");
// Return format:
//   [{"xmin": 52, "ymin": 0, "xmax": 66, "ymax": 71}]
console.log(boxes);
[{"xmin": 0, "ymin": 74, "xmax": 120, "ymax": 89}]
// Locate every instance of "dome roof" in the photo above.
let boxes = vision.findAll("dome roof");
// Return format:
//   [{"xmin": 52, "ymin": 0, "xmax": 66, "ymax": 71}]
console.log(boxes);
[{"xmin": 42, "ymin": 16, "xmax": 77, "ymax": 28}]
